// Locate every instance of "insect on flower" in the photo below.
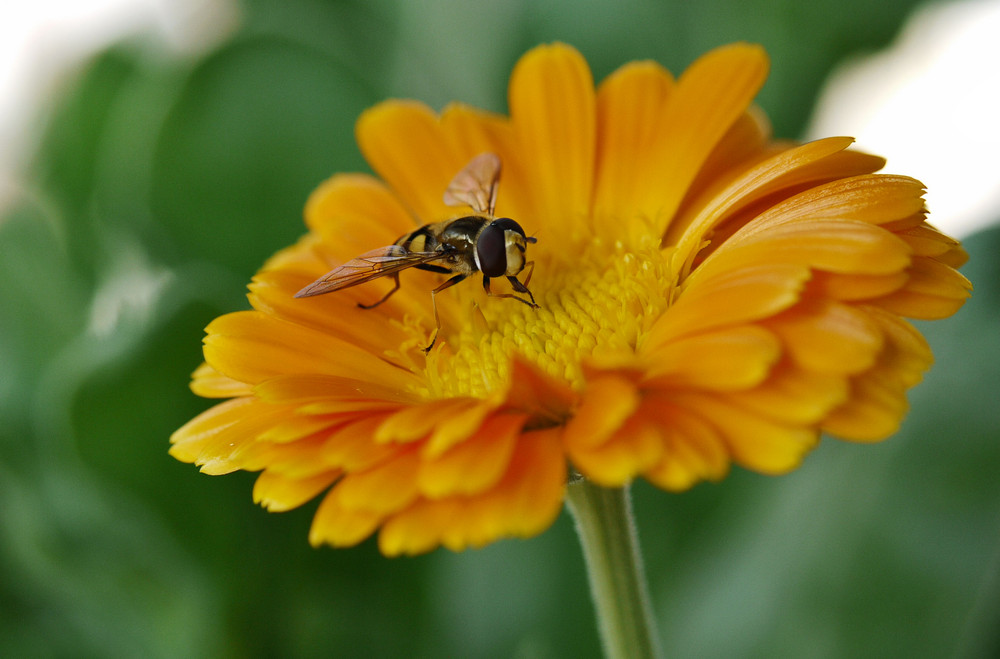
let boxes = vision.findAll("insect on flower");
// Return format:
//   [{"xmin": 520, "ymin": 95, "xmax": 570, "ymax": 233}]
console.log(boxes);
[{"xmin": 294, "ymin": 152, "xmax": 539, "ymax": 351}]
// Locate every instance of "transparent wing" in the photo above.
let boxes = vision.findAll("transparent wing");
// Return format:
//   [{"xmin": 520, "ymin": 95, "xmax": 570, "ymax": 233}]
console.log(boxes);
[
  {"xmin": 443, "ymin": 152, "xmax": 501, "ymax": 216},
  {"xmin": 294, "ymin": 245, "xmax": 448, "ymax": 298}
]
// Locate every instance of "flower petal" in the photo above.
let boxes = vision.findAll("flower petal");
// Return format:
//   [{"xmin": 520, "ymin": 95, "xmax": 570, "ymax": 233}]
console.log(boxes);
[
  {"xmin": 378, "ymin": 428, "xmax": 566, "ymax": 555},
  {"xmin": 677, "ymin": 394, "xmax": 819, "ymax": 474},
  {"xmin": 564, "ymin": 373, "xmax": 641, "ymax": 449},
  {"xmin": 304, "ymin": 173, "xmax": 418, "ymax": 257},
  {"xmin": 309, "ymin": 487, "xmax": 385, "ymax": 548},
  {"xmin": 642, "ymin": 325, "xmax": 781, "ymax": 390},
  {"xmin": 253, "ymin": 470, "xmax": 338, "ymax": 512},
  {"xmin": 644, "ymin": 43, "xmax": 770, "ymax": 237},
  {"xmin": 335, "ymin": 448, "xmax": 420, "ymax": 513},
  {"xmin": 645, "ymin": 263, "xmax": 811, "ymax": 346},
  {"xmin": 417, "ymin": 413, "xmax": 525, "ymax": 497},
  {"xmin": 355, "ymin": 101, "xmax": 464, "ymax": 222},
  {"xmin": 508, "ymin": 43, "xmax": 596, "ymax": 238},
  {"xmin": 592, "ymin": 60, "xmax": 674, "ymax": 236},
  {"xmin": 190, "ymin": 362, "xmax": 253, "ymax": 398},
  {"xmin": 204, "ymin": 311, "xmax": 415, "ymax": 389},
  {"xmin": 764, "ymin": 299, "xmax": 884, "ymax": 375},
  {"xmin": 642, "ymin": 404, "xmax": 729, "ymax": 490},
  {"xmin": 870, "ymin": 256, "xmax": 972, "ymax": 319}
]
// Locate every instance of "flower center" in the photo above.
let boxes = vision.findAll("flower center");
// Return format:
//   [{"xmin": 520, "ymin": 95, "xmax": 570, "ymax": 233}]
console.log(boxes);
[{"xmin": 419, "ymin": 242, "xmax": 675, "ymax": 399}]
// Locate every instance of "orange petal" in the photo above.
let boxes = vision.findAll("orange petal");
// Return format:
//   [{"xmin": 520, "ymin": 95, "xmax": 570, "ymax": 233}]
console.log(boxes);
[
  {"xmin": 869, "ymin": 256, "xmax": 972, "ymax": 319},
  {"xmin": 685, "ymin": 106, "xmax": 772, "ymax": 199},
  {"xmin": 375, "ymin": 397, "xmax": 486, "ymax": 444},
  {"xmin": 508, "ymin": 43, "xmax": 596, "ymax": 238},
  {"xmin": 564, "ymin": 374, "xmax": 641, "ymax": 449},
  {"xmin": 695, "ymin": 220, "xmax": 913, "ymax": 287},
  {"xmin": 190, "ymin": 362, "xmax": 253, "ymax": 398},
  {"xmin": 678, "ymin": 394, "xmax": 818, "ymax": 474},
  {"xmin": 592, "ymin": 60, "xmax": 674, "ymax": 235},
  {"xmin": 321, "ymin": 416, "xmax": 400, "ymax": 472},
  {"xmin": 504, "ymin": 356, "xmax": 577, "ymax": 422},
  {"xmin": 643, "ymin": 404, "xmax": 730, "ymax": 490},
  {"xmin": 253, "ymin": 470, "xmax": 338, "ymax": 512},
  {"xmin": 723, "ymin": 364, "xmax": 849, "ymax": 425},
  {"xmin": 670, "ymin": 136, "xmax": 858, "ymax": 268},
  {"xmin": 643, "ymin": 43, "xmax": 770, "ymax": 238},
  {"xmin": 417, "ymin": 414, "xmax": 525, "ymax": 497},
  {"xmin": 254, "ymin": 373, "xmax": 419, "ymax": 406},
  {"xmin": 303, "ymin": 173, "xmax": 418, "ymax": 257},
  {"xmin": 355, "ymin": 100, "xmax": 464, "ymax": 222},
  {"xmin": 203, "ymin": 311, "xmax": 415, "ymax": 390},
  {"xmin": 749, "ymin": 174, "xmax": 927, "ymax": 227},
  {"xmin": 647, "ymin": 263, "xmax": 811, "ymax": 345},
  {"xmin": 642, "ymin": 325, "xmax": 781, "ymax": 390},
  {"xmin": 568, "ymin": 415, "xmax": 663, "ymax": 486},
  {"xmin": 378, "ymin": 427, "xmax": 566, "ymax": 555},
  {"xmin": 822, "ymin": 374, "xmax": 910, "ymax": 441},
  {"xmin": 309, "ymin": 487, "xmax": 385, "ymax": 548},
  {"xmin": 764, "ymin": 299, "xmax": 884, "ymax": 375},
  {"xmin": 169, "ymin": 398, "xmax": 286, "ymax": 474},
  {"xmin": 809, "ymin": 271, "xmax": 910, "ymax": 301},
  {"xmin": 335, "ymin": 449, "xmax": 420, "ymax": 513}
]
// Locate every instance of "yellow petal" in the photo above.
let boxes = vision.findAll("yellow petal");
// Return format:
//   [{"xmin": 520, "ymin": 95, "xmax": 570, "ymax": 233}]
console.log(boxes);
[
  {"xmin": 321, "ymin": 416, "xmax": 400, "ymax": 472},
  {"xmin": 258, "ymin": 414, "xmax": 342, "ymax": 443},
  {"xmin": 169, "ymin": 397, "xmax": 286, "ymax": 474}
]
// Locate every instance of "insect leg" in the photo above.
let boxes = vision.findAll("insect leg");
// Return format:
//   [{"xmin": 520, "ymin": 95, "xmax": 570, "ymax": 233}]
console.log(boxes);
[
  {"xmin": 424, "ymin": 273, "xmax": 469, "ymax": 353},
  {"xmin": 482, "ymin": 274, "xmax": 539, "ymax": 309},
  {"xmin": 521, "ymin": 261, "xmax": 535, "ymax": 286},
  {"xmin": 357, "ymin": 274, "xmax": 401, "ymax": 309}
]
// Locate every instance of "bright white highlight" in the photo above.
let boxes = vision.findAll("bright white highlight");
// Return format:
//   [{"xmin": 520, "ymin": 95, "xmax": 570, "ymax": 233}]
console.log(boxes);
[{"xmin": 809, "ymin": 0, "xmax": 1000, "ymax": 238}]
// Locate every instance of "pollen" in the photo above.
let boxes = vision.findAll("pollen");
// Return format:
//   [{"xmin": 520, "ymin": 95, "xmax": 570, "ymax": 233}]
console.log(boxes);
[{"xmin": 423, "ymin": 243, "xmax": 675, "ymax": 399}]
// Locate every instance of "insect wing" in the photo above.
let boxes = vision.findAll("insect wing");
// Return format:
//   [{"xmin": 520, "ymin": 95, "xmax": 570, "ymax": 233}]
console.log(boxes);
[
  {"xmin": 443, "ymin": 152, "xmax": 501, "ymax": 216},
  {"xmin": 294, "ymin": 245, "xmax": 445, "ymax": 298}
]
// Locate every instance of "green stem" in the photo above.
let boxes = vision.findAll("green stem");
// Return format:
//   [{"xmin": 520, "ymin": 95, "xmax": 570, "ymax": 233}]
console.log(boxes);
[{"xmin": 565, "ymin": 479, "xmax": 661, "ymax": 659}]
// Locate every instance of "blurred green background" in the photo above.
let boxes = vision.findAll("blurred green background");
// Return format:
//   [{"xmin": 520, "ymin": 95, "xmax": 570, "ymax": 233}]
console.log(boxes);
[{"xmin": 2, "ymin": 0, "xmax": 998, "ymax": 657}]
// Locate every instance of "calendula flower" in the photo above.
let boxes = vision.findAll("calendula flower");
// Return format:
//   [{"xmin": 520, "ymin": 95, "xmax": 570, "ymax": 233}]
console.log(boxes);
[{"xmin": 170, "ymin": 43, "xmax": 970, "ymax": 557}]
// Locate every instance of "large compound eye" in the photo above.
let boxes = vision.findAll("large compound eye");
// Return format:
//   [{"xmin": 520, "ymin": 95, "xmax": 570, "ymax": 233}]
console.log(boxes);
[{"xmin": 476, "ymin": 222, "xmax": 508, "ymax": 277}]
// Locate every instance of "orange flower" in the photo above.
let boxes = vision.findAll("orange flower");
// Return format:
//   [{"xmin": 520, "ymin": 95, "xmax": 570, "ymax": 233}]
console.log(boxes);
[{"xmin": 170, "ymin": 43, "xmax": 970, "ymax": 555}]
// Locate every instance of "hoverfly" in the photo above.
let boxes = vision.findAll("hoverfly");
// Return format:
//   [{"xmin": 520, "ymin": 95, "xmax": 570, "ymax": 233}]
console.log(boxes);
[{"xmin": 295, "ymin": 153, "xmax": 538, "ymax": 352}]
